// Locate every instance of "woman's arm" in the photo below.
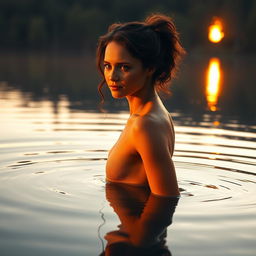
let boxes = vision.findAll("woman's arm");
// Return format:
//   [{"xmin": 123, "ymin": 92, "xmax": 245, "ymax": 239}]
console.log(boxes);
[{"xmin": 132, "ymin": 116, "xmax": 179, "ymax": 197}]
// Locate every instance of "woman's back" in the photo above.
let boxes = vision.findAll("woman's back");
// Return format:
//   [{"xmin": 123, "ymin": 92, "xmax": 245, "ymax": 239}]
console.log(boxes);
[{"xmin": 106, "ymin": 97, "xmax": 175, "ymax": 189}]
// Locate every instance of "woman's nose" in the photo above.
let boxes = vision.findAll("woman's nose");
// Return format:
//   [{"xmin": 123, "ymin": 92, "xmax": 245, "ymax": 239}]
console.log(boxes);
[{"xmin": 110, "ymin": 69, "xmax": 120, "ymax": 82}]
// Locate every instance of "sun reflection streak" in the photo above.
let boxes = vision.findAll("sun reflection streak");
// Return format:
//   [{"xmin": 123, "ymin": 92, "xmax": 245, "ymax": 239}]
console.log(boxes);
[{"xmin": 206, "ymin": 58, "xmax": 221, "ymax": 111}]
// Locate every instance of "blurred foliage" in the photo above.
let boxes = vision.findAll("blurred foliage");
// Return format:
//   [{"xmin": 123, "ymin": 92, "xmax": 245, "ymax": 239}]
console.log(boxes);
[{"xmin": 0, "ymin": 0, "xmax": 255, "ymax": 53}]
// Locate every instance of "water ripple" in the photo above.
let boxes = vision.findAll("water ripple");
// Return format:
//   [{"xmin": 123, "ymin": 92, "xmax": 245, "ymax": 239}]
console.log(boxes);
[{"xmin": 1, "ymin": 103, "xmax": 256, "ymax": 255}]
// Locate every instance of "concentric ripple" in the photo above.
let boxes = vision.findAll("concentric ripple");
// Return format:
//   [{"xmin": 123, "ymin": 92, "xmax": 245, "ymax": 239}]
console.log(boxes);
[{"xmin": 0, "ymin": 91, "xmax": 256, "ymax": 255}]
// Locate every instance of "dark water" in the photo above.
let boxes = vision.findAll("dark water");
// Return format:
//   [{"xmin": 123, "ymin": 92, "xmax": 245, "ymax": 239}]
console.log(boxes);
[
  {"xmin": 0, "ymin": 52, "xmax": 255, "ymax": 123},
  {"xmin": 0, "ymin": 53, "xmax": 256, "ymax": 255}
]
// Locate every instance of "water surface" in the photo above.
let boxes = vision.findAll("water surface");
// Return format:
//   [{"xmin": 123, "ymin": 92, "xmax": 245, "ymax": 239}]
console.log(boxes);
[{"xmin": 0, "ymin": 87, "xmax": 255, "ymax": 255}]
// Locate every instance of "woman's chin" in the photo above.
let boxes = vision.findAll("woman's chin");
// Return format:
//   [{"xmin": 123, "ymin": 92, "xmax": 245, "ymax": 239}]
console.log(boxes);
[{"xmin": 111, "ymin": 92, "xmax": 125, "ymax": 99}]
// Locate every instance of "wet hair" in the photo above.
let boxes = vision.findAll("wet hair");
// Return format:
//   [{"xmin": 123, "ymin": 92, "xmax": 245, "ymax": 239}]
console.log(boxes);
[{"xmin": 96, "ymin": 14, "xmax": 185, "ymax": 102}]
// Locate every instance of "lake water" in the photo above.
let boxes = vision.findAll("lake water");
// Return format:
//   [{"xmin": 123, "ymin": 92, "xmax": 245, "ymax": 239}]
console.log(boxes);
[{"xmin": 0, "ymin": 85, "xmax": 255, "ymax": 256}]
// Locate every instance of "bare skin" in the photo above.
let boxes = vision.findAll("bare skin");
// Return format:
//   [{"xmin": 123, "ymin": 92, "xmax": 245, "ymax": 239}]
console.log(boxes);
[{"xmin": 104, "ymin": 41, "xmax": 179, "ymax": 197}]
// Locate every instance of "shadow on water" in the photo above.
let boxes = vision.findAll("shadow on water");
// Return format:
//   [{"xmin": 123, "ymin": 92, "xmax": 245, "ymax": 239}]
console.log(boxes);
[
  {"xmin": 99, "ymin": 183, "xmax": 179, "ymax": 256},
  {"xmin": 0, "ymin": 52, "xmax": 255, "ymax": 124}
]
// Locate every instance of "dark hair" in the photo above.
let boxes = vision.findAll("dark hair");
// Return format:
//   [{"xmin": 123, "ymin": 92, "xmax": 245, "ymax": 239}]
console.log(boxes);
[{"xmin": 96, "ymin": 14, "xmax": 185, "ymax": 102}]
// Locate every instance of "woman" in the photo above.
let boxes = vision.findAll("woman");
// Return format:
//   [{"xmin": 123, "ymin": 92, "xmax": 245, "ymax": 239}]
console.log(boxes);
[{"xmin": 96, "ymin": 14, "xmax": 185, "ymax": 197}]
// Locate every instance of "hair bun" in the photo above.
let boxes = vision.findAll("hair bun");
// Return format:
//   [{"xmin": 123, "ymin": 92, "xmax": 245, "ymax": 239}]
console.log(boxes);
[{"xmin": 145, "ymin": 14, "xmax": 176, "ymax": 33}]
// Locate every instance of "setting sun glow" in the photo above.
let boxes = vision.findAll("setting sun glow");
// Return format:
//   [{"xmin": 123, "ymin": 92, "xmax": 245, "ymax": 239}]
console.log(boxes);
[
  {"xmin": 208, "ymin": 18, "xmax": 224, "ymax": 43},
  {"xmin": 206, "ymin": 58, "xmax": 221, "ymax": 111}
]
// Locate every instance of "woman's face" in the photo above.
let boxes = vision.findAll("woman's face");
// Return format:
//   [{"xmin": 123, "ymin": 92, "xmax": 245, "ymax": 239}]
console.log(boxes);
[{"xmin": 103, "ymin": 41, "xmax": 152, "ymax": 98}]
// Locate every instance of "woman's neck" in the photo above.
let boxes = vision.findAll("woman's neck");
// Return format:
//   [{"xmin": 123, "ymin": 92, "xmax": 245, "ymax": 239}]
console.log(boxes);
[{"xmin": 126, "ymin": 88, "xmax": 158, "ymax": 116}]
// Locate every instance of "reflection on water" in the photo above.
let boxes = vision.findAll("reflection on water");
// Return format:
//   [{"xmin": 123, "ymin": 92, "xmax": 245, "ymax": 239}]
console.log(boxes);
[
  {"xmin": 0, "ymin": 53, "xmax": 255, "ymax": 123},
  {"xmin": 100, "ymin": 183, "xmax": 178, "ymax": 256},
  {"xmin": 0, "ymin": 76, "xmax": 256, "ymax": 255},
  {"xmin": 206, "ymin": 58, "xmax": 221, "ymax": 111}
]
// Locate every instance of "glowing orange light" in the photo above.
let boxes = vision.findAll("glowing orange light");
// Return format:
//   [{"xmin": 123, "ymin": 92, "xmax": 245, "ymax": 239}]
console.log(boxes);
[
  {"xmin": 206, "ymin": 58, "xmax": 221, "ymax": 111},
  {"xmin": 213, "ymin": 120, "xmax": 220, "ymax": 126},
  {"xmin": 208, "ymin": 18, "xmax": 224, "ymax": 43}
]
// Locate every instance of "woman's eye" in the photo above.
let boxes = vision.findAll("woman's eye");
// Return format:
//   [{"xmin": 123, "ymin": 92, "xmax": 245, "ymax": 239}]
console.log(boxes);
[
  {"xmin": 104, "ymin": 63, "xmax": 111, "ymax": 70},
  {"xmin": 121, "ymin": 65, "xmax": 130, "ymax": 72}
]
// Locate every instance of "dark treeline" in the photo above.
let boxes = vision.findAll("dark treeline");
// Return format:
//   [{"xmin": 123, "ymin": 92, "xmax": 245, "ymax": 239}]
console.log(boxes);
[{"xmin": 0, "ymin": 0, "xmax": 256, "ymax": 54}]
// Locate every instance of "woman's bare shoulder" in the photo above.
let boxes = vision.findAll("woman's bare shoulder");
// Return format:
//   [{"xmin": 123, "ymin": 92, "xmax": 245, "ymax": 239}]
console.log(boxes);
[
  {"xmin": 130, "ymin": 112, "xmax": 174, "ymax": 151},
  {"xmin": 132, "ymin": 114, "xmax": 160, "ymax": 131},
  {"xmin": 130, "ymin": 113, "xmax": 168, "ymax": 141}
]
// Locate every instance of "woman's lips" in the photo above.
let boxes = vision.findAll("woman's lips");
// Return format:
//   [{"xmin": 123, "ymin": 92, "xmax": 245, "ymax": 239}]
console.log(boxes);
[{"xmin": 109, "ymin": 85, "xmax": 123, "ymax": 91}]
